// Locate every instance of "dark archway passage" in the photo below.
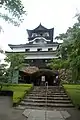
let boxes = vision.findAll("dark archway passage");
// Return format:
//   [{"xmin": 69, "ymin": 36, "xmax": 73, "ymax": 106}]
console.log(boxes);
[
  {"xmin": 19, "ymin": 71, "xmax": 31, "ymax": 84},
  {"xmin": 32, "ymin": 69, "xmax": 59, "ymax": 86},
  {"xmin": 19, "ymin": 69, "xmax": 60, "ymax": 86}
]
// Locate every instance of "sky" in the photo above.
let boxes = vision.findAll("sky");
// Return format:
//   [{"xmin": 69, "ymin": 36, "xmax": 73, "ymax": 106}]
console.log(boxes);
[{"xmin": 0, "ymin": 0, "xmax": 80, "ymax": 60}]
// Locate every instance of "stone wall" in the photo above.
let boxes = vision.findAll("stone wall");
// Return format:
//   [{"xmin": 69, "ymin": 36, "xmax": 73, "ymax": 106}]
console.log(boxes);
[{"xmin": 59, "ymin": 69, "xmax": 72, "ymax": 83}]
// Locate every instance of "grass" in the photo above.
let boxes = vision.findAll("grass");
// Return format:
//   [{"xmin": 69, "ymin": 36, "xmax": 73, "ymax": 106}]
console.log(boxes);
[
  {"xmin": 63, "ymin": 84, "xmax": 80, "ymax": 107},
  {"xmin": 2, "ymin": 84, "xmax": 33, "ymax": 104}
]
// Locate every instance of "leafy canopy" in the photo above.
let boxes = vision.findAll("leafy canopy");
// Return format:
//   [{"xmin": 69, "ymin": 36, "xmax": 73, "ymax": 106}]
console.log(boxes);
[
  {"xmin": 0, "ymin": 0, "xmax": 26, "ymax": 26},
  {"xmin": 5, "ymin": 53, "xmax": 25, "ymax": 70},
  {"xmin": 49, "ymin": 14, "xmax": 80, "ymax": 83}
]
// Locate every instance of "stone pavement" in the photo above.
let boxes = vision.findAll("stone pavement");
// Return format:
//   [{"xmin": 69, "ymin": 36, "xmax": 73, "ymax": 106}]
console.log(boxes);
[
  {"xmin": 0, "ymin": 107, "xmax": 80, "ymax": 120},
  {"xmin": 0, "ymin": 96, "xmax": 25, "ymax": 120},
  {"xmin": 19, "ymin": 86, "xmax": 74, "ymax": 109},
  {"xmin": 22, "ymin": 108, "xmax": 80, "ymax": 120},
  {"xmin": 0, "ymin": 108, "xmax": 25, "ymax": 120},
  {"xmin": 0, "ymin": 86, "xmax": 80, "ymax": 120},
  {"xmin": 23, "ymin": 109, "xmax": 70, "ymax": 120}
]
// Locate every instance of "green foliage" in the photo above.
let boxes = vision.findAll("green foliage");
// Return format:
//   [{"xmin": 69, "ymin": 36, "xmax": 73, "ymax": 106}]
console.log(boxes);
[
  {"xmin": 2, "ymin": 84, "xmax": 33, "ymax": 103},
  {"xmin": 0, "ymin": 13, "xmax": 20, "ymax": 26},
  {"xmin": 0, "ymin": 0, "xmax": 26, "ymax": 26},
  {"xmin": 59, "ymin": 69, "xmax": 72, "ymax": 84},
  {"xmin": 5, "ymin": 53, "xmax": 25, "ymax": 82},
  {"xmin": 5, "ymin": 53, "xmax": 25, "ymax": 69},
  {"xmin": 48, "ymin": 59, "xmax": 69, "ymax": 70},
  {"xmin": 52, "ymin": 14, "xmax": 80, "ymax": 83},
  {"xmin": 64, "ymin": 85, "xmax": 80, "ymax": 107},
  {"xmin": 0, "ymin": 63, "xmax": 9, "ymax": 90},
  {"xmin": 0, "ymin": 63, "xmax": 8, "ymax": 83}
]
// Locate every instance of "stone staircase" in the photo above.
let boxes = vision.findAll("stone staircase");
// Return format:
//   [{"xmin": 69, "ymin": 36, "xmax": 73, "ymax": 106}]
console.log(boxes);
[{"xmin": 17, "ymin": 86, "xmax": 74, "ymax": 110}]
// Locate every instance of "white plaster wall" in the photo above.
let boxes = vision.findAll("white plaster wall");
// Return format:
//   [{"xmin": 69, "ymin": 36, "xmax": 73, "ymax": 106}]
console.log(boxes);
[
  {"xmin": 13, "ymin": 48, "xmax": 25, "ymax": 52},
  {"xmin": 42, "ymin": 47, "xmax": 48, "ymax": 51},
  {"xmin": 52, "ymin": 46, "xmax": 57, "ymax": 51},
  {"xmin": 12, "ymin": 46, "xmax": 57, "ymax": 52},
  {"xmin": 30, "ymin": 47, "xmax": 37, "ymax": 51},
  {"xmin": 25, "ymin": 54, "xmax": 58, "ymax": 59},
  {"xmin": 30, "ymin": 47, "xmax": 48, "ymax": 51}
]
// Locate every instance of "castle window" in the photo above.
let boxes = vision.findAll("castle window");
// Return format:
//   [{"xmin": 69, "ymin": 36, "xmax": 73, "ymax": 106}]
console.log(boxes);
[
  {"xmin": 25, "ymin": 49, "xmax": 30, "ymax": 52},
  {"xmin": 32, "ymin": 33, "xmax": 38, "ymax": 37},
  {"xmin": 43, "ymin": 32, "xmax": 49, "ymax": 37},
  {"xmin": 37, "ymin": 48, "xmax": 42, "ymax": 51},
  {"xmin": 33, "ymin": 38, "xmax": 47, "ymax": 44},
  {"xmin": 31, "ymin": 60, "xmax": 33, "ymax": 62},
  {"xmin": 45, "ymin": 60, "xmax": 48, "ymax": 62},
  {"xmin": 48, "ymin": 48, "xmax": 53, "ymax": 51}
]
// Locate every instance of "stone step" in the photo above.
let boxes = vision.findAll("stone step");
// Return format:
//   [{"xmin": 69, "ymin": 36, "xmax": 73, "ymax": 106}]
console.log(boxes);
[
  {"xmin": 31, "ymin": 92, "xmax": 65, "ymax": 94},
  {"xmin": 31, "ymin": 90, "xmax": 65, "ymax": 93},
  {"xmin": 20, "ymin": 101, "xmax": 74, "ymax": 108},
  {"xmin": 32, "ymin": 88, "xmax": 64, "ymax": 91},
  {"xmin": 26, "ymin": 96, "xmax": 70, "ymax": 100},
  {"xmin": 23, "ymin": 99, "xmax": 72, "ymax": 103},
  {"xmin": 30, "ymin": 92, "xmax": 65, "ymax": 95},
  {"xmin": 31, "ymin": 89, "xmax": 65, "ymax": 91},
  {"xmin": 16, "ymin": 105, "xmax": 74, "ymax": 110},
  {"xmin": 32, "ymin": 87, "xmax": 64, "ymax": 89},
  {"xmin": 33, "ymin": 87, "xmax": 64, "ymax": 92},
  {"xmin": 33, "ymin": 86, "xmax": 63, "ymax": 88},
  {"xmin": 30, "ymin": 93, "xmax": 66, "ymax": 95},
  {"xmin": 34, "ymin": 86, "xmax": 63, "ymax": 88},
  {"xmin": 16, "ymin": 105, "xmax": 71, "ymax": 110},
  {"xmin": 16, "ymin": 86, "xmax": 74, "ymax": 109},
  {"xmin": 28, "ymin": 94, "xmax": 68, "ymax": 97}
]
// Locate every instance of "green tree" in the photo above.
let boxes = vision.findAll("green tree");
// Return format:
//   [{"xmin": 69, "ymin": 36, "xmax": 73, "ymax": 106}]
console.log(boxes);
[
  {"xmin": 69, "ymin": 29, "xmax": 80, "ymax": 83},
  {"xmin": 48, "ymin": 14, "xmax": 80, "ymax": 83},
  {"xmin": 0, "ymin": 0, "xmax": 26, "ymax": 27},
  {"xmin": 48, "ymin": 59, "xmax": 69, "ymax": 70},
  {"xmin": 0, "ymin": 63, "xmax": 8, "ymax": 89},
  {"xmin": 5, "ymin": 53, "xmax": 25, "ymax": 82},
  {"xmin": 5, "ymin": 53, "xmax": 25, "ymax": 68},
  {"xmin": 55, "ymin": 14, "xmax": 80, "ymax": 83}
]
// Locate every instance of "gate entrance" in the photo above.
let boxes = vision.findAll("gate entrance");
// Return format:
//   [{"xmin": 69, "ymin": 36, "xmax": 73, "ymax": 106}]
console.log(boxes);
[
  {"xmin": 19, "ymin": 69, "xmax": 60, "ymax": 86},
  {"xmin": 32, "ymin": 69, "xmax": 59, "ymax": 86}
]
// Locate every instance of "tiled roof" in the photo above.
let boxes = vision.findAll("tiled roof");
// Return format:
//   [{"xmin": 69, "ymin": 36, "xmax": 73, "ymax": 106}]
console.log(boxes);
[
  {"xmin": 20, "ymin": 66, "xmax": 39, "ymax": 74},
  {"xmin": 27, "ymin": 23, "xmax": 54, "ymax": 31},
  {"xmin": 8, "ymin": 43, "xmax": 59, "ymax": 49}
]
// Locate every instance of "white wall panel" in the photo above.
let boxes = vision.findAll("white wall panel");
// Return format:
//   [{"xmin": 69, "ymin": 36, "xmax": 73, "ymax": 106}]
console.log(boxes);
[
  {"xmin": 13, "ymin": 46, "xmax": 57, "ymax": 52},
  {"xmin": 25, "ymin": 54, "xmax": 58, "ymax": 59},
  {"xmin": 13, "ymin": 48, "xmax": 25, "ymax": 52}
]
